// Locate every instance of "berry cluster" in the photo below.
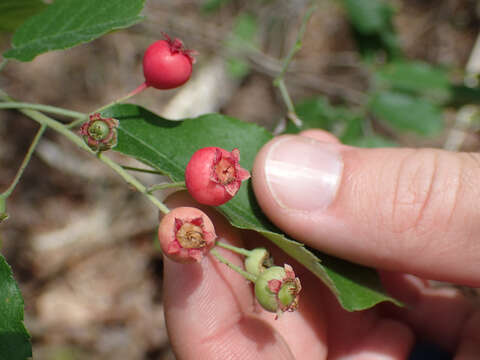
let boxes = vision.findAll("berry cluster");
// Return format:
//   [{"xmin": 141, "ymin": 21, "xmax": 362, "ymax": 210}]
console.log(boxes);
[
  {"xmin": 158, "ymin": 146, "xmax": 301, "ymax": 318},
  {"xmin": 78, "ymin": 35, "xmax": 301, "ymax": 318}
]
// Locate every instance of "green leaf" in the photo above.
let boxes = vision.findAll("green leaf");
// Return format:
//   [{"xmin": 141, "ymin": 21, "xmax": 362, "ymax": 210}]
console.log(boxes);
[
  {"xmin": 375, "ymin": 61, "xmax": 451, "ymax": 102},
  {"xmin": 340, "ymin": 117, "xmax": 397, "ymax": 148},
  {"xmin": 343, "ymin": 0, "xmax": 393, "ymax": 34},
  {"xmin": 342, "ymin": 0, "xmax": 401, "ymax": 59},
  {"xmin": 224, "ymin": 13, "xmax": 258, "ymax": 78},
  {"xmin": 108, "ymin": 104, "xmax": 399, "ymax": 311},
  {"xmin": 0, "ymin": 0, "xmax": 47, "ymax": 32},
  {"xmin": 285, "ymin": 97, "xmax": 359, "ymax": 134},
  {"xmin": 448, "ymin": 85, "xmax": 480, "ymax": 107},
  {"xmin": 4, "ymin": 0, "xmax": 145, "ymax": 62},
  {"xmin": 370, "ymin": 91, "xmax": 444, "ymax": 136},
  {"xmin": 201, "ymin": 0, "xmax": 232, "ymax": 12},
  {"xmin": 0, "ymin": 254, "xmax": 31, "ymax": 360}
]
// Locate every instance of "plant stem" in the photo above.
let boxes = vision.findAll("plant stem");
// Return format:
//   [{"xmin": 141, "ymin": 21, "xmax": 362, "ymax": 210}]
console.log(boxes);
[
  {"xmin": 0, "ymin": 101, "xmax": 86, "ymax": 120},
  {"xmin": 273, "ymin": 3, "xmax": 317, "ymax": 126},
  {"xmin": 122, "ymin": 165, "xmax": 164, "ymax": 175},
  {"xmin": 147, "ymin": 182, "xmax": 186, "ymax": 193},
  {"xmin": 0, "ymin": 124, "xmax": 46, "ymax": 199},
  {"xmin": 98, "ymin": 153, "xmax": 171, "ymax": 215},
  {"xmin": 93, "ymin": 82, "xmax": 149, "ymax": 114},
  {"xmin": 216, "ymin": 241, "xmax": 252, "ymax": 257},
  {"xmin": 10, "ymin": 106, "xmax": 170, "ymax": 215},
  {"xmin": 210, "ymin": 248, "xmax": 257, "ymax": 283}
]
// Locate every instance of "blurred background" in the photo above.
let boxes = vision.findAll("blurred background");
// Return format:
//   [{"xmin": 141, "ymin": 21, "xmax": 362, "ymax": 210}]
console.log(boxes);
[{"xmin": 1, "ymin": 0, "xmax": 480, "ymax": 359}]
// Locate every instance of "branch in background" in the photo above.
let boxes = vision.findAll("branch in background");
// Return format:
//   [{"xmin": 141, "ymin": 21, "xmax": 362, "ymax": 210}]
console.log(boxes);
[
  {"xmin": 0, "ymin": 124, "xmax": 46, "ymax": 221},
  {"xmin": 444, "ymin": 32, "xmax": 480, "ymax": 151},
  {"xmin": 142, "ymin": 8, "xmax": 367, "ymax": 105},
  {"xmin": 273, "ymin": 3, "xmax": 317, "ymax": 127}
]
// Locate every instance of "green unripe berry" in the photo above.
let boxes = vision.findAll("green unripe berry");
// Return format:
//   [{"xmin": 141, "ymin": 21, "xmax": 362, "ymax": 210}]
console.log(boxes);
[
  {"xmin": 254, "ymin": 266, "xmax": 285, "ymax": 312},
  {"xmin": 254, "ymin": 264, "xmax": 301, "ymax": 316},
  {"xmin": 244, "ymin": 248, "xmax": 273, "ymax": 276},
  {"xmin": 87, "ymin": 120, "xmax": 110, "ymax": 141}
]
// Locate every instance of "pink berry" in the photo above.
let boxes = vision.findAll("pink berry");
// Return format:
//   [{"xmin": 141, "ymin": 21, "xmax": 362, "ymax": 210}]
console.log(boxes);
[
  {"xmin": 185, "ymin": 147, "xmax": 251, "ymax": 206},
  {"xmin": 158, "ymin": 207, "xmax": 216, "ymax": 263},
  {"xmin": 143, "ymin": 33, "xmax": 196, "ymax": 90}
]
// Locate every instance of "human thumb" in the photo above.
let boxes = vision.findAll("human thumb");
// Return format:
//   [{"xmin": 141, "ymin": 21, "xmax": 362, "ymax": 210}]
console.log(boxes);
[{"xmin": 252, "ymin": 131, "xmax": 480, "ymax": 286}]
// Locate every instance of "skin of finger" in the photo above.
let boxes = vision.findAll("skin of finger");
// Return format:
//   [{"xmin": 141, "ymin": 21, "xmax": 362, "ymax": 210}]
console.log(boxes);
[
  {"xmin": 163, "ymin": 192, "xmax": 328, "ymax": 359},
  {"xmin": 331, "ymin": 319, "xmax": 414, "ymax": 360},
  {"xmin": 380, "ymin": 271, "xmax": 474, "ymax": 351},
  {"xmin": 299, "ymin": 129, "xmax": 341, "ymax": 144},
  {"xmin": 252, "ymin": 136, "xmax": 480, "ymax": 285},
  {"xmin": 455, "ymin": 311, "xmax": 480, "ymax": 359}
]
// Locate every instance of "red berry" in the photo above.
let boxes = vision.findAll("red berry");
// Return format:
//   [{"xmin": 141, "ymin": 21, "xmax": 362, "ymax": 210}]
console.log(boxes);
[
  {"xmin": 185, "ymin": 147, "xmax": 251, "ymax": 206},
  {"xmin": 158, "ymin": 207, "xmax": 216, "ymax": 263},
  {"xmin": 143, "ymin": 33, "xmax": 196, "ymax": 90}
]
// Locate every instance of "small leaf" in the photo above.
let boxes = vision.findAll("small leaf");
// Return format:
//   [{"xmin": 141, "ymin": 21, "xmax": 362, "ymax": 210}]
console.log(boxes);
[
  {"xmin": 342, "ymin": 0, "xmax": 401, "ymax": 59},
  {"xmin": 370, "ymin": 92, "xmax": 444, "ymax": 136},
  {"xmin": 448, "ymin": 85, "xmax": 480, "ymax": 107},
  {"xmin": 0, "ymin": 254, "xmax": 31, "ymax": 360},
  {"xmin": 108, "ymin": 104, "xmax": 399, "ymax": 311},
  {"xmin": 285, "ymin": 97, "xmax": 359, "ymax": 134},
  {"xmin": 4, "ymin": 0, "xmax": 145, "ymax": 61},
  {"xmin": 224, "ymin": 12, "xmax": 258, "ymax": 78},
  {"xmin": 375, "ymin": 61, "xmax": 451, "ymax": 102},
  {"xmin": 201, "ymin": 0, "xmax": 232, "ymax": 12},
  {"xmin": 0, "ymin": 0, "xmax": 47, "ymax": 32},
  {"xmin": 343, "ymin": 0, "xmax": 394, "ymax": 34},
  {"xmin": 340, "ymin": 117, "xmax": 397, "ymax": 148}
]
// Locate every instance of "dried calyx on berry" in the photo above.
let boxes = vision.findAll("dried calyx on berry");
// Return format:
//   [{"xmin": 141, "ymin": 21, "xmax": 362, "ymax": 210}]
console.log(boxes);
[
  {"xmin": 185, "ymin": 147, "xmax": 251, "ymax": 206},
  {"xmin": 254, "ymin": 264, "xmax": 302, "ymax": 318},
  {"xmin": 79, "ymin": 113, "xmax": 119, "ymax": 152},
  {"xmin": 158, "ymin": 207, "xmax": 216, "ymax": 263}
]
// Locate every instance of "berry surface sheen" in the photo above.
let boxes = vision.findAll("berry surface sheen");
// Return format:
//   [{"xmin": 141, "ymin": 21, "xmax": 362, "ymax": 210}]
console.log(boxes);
[{"xmin": 143, "ymin": 37, "xmax": 193, "ymax": 90}]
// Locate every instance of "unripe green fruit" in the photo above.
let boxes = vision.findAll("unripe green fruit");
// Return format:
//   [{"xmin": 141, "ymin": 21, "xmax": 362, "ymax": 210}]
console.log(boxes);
[
  {"xmin": 254, "ymin": 264, "xmax": 301, "ymax": 315},
  {"xmin": 88, "ymin": 120, "xmax": 110, "ymax": 141},
  {"xmin": 254, "ymin": 266, "xmax": 287, "ymax": 312},
  {"xmin": 244, "ymin": 248, "xmax": 272, "ymax": 276}
]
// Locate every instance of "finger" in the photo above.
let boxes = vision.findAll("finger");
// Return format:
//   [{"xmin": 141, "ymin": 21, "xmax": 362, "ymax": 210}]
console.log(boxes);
[
  {"xmin": 252, "ymin": 135, "xmax": 480, "ymax": 285},
  {"xmin": 163, "ymin": 193, "xmax": 267, "ymax": 359},
  {"xmin": 455, "ymin": 311, "xmax": 480, "ymax": 359},
  {"xmin": 163, "ymin": 192, "xmax": 327, "ymax": 359},
  {"xmin": 380, "ymin": 272, "xmax": 474, "ymax": 351},
  {"xmin": 330, "ymin": 319, "xmax": 413, "ymax": 360},
  {"xmin": 299, "ymin": 129, "xmax": 341, "ymax": 144}
]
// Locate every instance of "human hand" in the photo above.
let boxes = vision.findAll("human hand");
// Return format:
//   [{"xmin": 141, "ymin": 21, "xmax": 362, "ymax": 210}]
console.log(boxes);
[{"xmin": 163, "ymin": 130, "xmax": 480, "ymax": 359}]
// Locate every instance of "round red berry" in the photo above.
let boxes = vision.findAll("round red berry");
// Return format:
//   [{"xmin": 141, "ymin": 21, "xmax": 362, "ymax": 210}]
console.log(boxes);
[
  {"xmin": 143, "ymin": 34, "xmax": 195, "ymax": 90},
  {"xmin": 158, "ymin": 207, "xmax": 216, "ymax": 263},
  {"xmin": 185, "ymin": 147, "xmax": 251, "ymax": 206}
]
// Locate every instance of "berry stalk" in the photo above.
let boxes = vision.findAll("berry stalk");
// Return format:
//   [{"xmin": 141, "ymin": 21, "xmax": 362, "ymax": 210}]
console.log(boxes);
[
  {"xmin": 0, "ymin": 102, "xmax": 86, "ymax": 120},
  {"xmin": 147, "ymin": 181, "xmax": 186, "ymax": 193},
  {"xmin": 93, "ymin": 82, "xmax": 148, "ymax": 114},
  {"xmin": 210, "ymin": 248, "xmax": 258, "ymax": 283},
  {"xmin": 215, "ymin": 241, "xmax": 252, "ymax": 257},
  {"xmin": 0, "ymin": 94, "xmax": 171, "ymax": 215}
]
